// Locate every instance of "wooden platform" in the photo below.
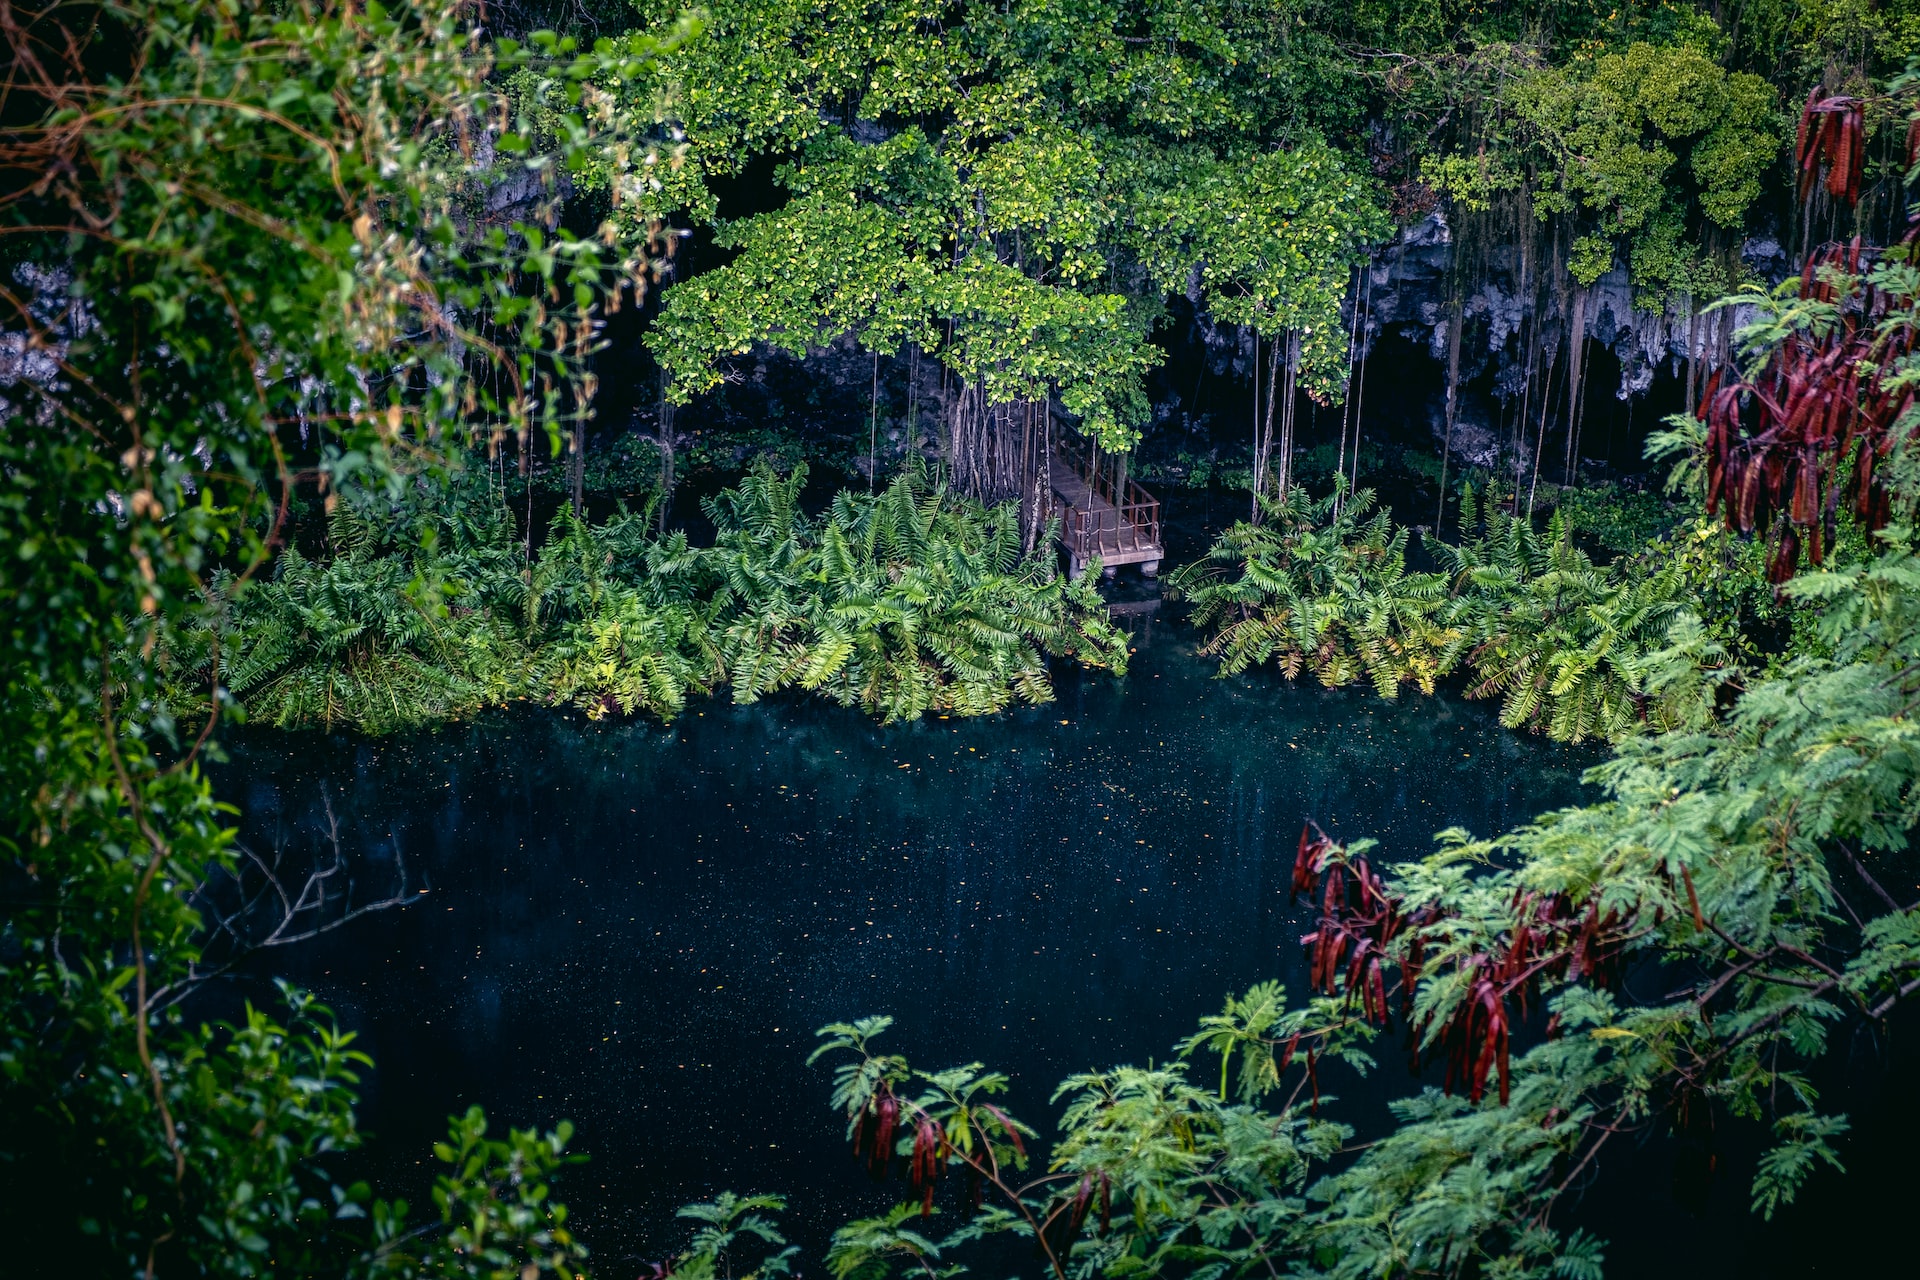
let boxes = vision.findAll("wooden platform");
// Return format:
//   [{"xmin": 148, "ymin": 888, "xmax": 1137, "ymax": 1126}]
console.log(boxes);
[{"xmin": 1049, "ymin": 450, "xmax": 1162, "ymax": 578}]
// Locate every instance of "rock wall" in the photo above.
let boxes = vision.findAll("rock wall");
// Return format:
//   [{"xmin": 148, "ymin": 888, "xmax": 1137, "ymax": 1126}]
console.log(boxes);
[{"xmin": 1357, "ymin": 211, "xmax": 1784, "ymax": 402}]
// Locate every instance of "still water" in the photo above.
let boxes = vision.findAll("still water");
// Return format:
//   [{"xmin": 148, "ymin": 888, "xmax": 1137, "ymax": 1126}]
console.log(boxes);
[{"xmin": 220, "ymin": 616, "xmax": 1910, "ymax": 1278}]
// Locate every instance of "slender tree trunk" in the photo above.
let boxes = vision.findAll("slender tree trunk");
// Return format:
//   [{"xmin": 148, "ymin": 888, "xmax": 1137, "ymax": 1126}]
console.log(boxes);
[
  {"xmin": 656, "ymin": 369, "xmax": 676, "ymax": 534},
  {"xmin": 1435, "ymin": 301, "xmax": 1465, "ymax": 533},
  {"xmin": 1684, "ymin": 301, "xmax": 1701, "ymax": 416},
  {"xmin": 1514, "ymin": 318, "xmax": 1537, "ymax": 516},
  {"xmin": 1351, "ymin": 262, "xmax": 1373, "ymax": 501},
  {"xmin": 1511, "ymin": 230, "xmax": 1535, "ymax": 513},
  {"xmin": 907, "ymin": 344, "xmax": 921, "ymax": 448},
  {"xmin": 1019, "ymin": 400, "xmax": 1050, "ymax": 553},
  {"xmin": 1022, "ymin": 406, "xmax": 1042, "ymax": 555},
  {"xmin": 868, "ymin": 350, "xmax": 880, "ymax": 492},
  {"xmin": 1527, "ymin": 231, "xmax": 1566, "ymax": 518},
  {"xmin": 1043, "ymin": 394, "xmax": 1052, "ymax": 533},
  {"xmin": 1619, "ymin": 389, "xmax": 1632, "ymax": 472},
  {"xmin": 570, "ymin": 418, "xmax": 586, "ymax": 517},
  {"xmin": 1277, "ymin": 334, "xmax": 1297, "ymax": 498},
  {"xmin": 1335, "ymin": 263, "xmax": 1363, "ymax": 516},
  {"xmin": 1251, "ymin": 334, "xmax": 1283, "ymax": 520},
  {"xmin": 937, "ymin": 324, "xmax": 953, "ymax": 472},
  {"xmin": 1527, "ymin": 338, "xmax": 1560, "ymax": 519},
  {"xmin": 1563, "ymin": 288, "xmax": 1589, "ymax": 487},
  {"xmin": 1249, "ymin": 330, "xmax": 1262, "ymax": 518}
]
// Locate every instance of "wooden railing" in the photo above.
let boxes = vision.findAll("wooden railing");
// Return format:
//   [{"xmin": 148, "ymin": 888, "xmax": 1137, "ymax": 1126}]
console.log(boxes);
[{"xmin": 1051, "ymin": 453, "xmax": 1161, "ymax": 558}]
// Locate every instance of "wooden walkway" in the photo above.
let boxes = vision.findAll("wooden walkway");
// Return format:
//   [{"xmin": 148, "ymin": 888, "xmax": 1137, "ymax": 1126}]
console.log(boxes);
[{"xmin": 1049, "ymin": 449, "xmax": 1163, "ymax": 578}]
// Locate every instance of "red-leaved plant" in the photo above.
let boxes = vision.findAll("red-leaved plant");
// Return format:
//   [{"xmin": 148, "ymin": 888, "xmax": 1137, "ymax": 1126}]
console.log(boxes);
[
  {"xmin": 1705, "ymin": 93, "xmax": 1920, "ymax": 581},
  {"xmin": 1292, "ymin": 825, "xmax": 1645, "ymax": 1105}
]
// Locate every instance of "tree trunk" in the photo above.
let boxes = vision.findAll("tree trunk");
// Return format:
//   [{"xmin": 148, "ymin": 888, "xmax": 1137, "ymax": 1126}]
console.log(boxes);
[
  {"xmin": 1511, "ymin": 230, "xmax": 1535, "ymax": 513},
  {"xmin": 1250, "ymin": 334, "xmax": 1283, "ymax": 522},
  {"xmin": 1435, "ymin": 301, "xmax": 1465, "ymax": 532},
  {"xmin": 1684, "ymin": 301, "xmax": 1701, "ymax": 416},
  {"xmin": 1514, "ymin": 313, "xmax": 1538, "ymax": 516},
  {"xmin": 1039, "ymin": 396, "xmax": 1053, "ymax": 559},
  {"xmin": 1336, "ymin": 264, "xmax": 1364, "ymax": 516},
  {"xmin": 1563, "ymin": 288, "xmax": 1589, "ymax": 487},
  {"xmin": 1276, "ymin": 333, "xmax": 1297, "ymax": 499},
  {"xmin": 1249, "ymin": 331, "xmax": 1262, "ymax": 517},
  {"xmin": 1528, "ymin": 232, "xmax": 1567, "ymax": 518},
  {"xmin": 867, "ymin": 351, "xmax": 880, "ymax": 492},
  {"xmin": 1527, "ymin": 338, "xmax": 1560, "ymax": 519},
  {"xmin": 948, "ymin": 380, "xmax": 1033, "ymax": 507},
  {"xmin": 656, "ymin": 369, "xmax": 676, "ymax": 533},
  {"xmin": 1351, "ymin": 262, "xmax": 1374, "ymax": 502},
  {"xmin": 907, "ymin": 344, "xmax": 921, "ymax": 449},
  {"xmin": 569, "ymin": 418, "xmax": 586, "ymax": 517}
]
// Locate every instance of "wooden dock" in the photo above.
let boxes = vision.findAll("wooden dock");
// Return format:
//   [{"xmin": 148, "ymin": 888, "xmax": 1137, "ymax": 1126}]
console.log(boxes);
[{"xmin": 1049, "ymin": 449, "xmax": 1162, "ymax": 579}]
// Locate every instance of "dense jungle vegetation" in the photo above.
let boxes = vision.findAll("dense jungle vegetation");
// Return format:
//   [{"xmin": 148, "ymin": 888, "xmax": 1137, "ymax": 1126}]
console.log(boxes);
[
  {"xmin": 8, "ymin": 0, "xmax": 1920, "ymax": 1277},
  {"xmin": 173, "ymin": 462, "xmax": 1125, "ymax": 732}
]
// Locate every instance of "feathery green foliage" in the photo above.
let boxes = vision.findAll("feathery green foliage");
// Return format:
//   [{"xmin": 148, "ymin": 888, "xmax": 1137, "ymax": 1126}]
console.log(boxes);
[
  {"xmin": 1174, "ymin": 483, "xmax": 1764, "ymax": 742},
  {"xmin": 183, "ymin": 462, "xmax": 1124, "ymax": 733},
  {"xmin": 1170, "ymin": 486, "xmax": 1455, "ymax": 698},
  {"xmin": 213, "ymin": 494, "xmax": 533, "ymax": 734},
  {"xmin": 1430, "ymin": 488, "xmax": 1705, "ymax": 742},
  {"xmin": 530, "ymin": 503, "xmax": 719, "ymax": 721},
  {"xmin": 667, "ymin": 1193, "xmax": 800, "ymax": 1280},
  {"xmin": 704, "ymin": 462, "xmax": 1129, "ymax": 722}
]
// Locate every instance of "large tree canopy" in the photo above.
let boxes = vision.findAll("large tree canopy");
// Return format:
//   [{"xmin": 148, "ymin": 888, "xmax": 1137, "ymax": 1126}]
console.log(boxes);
[{"xmin": 628, "ymin": 0, "xmax": 1387, "ymax": 458}]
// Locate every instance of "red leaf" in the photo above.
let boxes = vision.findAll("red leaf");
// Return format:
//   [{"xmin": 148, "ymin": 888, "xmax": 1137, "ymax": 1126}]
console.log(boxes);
[{"xmin": 978, "ymin": 1103, "xmax": 1026, "ymax": 1157}]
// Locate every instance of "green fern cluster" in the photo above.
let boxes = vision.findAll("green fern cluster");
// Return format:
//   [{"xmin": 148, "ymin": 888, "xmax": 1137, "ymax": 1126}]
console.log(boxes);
[
  {"xmin": 1173, "ymin": 484, "xmax": 1744, "ymax": 743},
  {"xmin": 215, "ymin": 491, "xmax": 533, "ymax": 734},
  {"xmin": 1170, "ymin": 486, "xmax": 1455, "ymax": 697},
  {"xmin": 704, "ymin": 462, "xmax": 1130, "ymax": 723},
  {"xmin": 1433, "ymin": 487, "xmax": 1706, "ymax": 742},
  {"xmin": 178, "ymin": 462, "xmax": 1124, "ymax": 734},
  {"xmin": 530, "ymin": 504, "xmax": 719, "ymax": 721}
]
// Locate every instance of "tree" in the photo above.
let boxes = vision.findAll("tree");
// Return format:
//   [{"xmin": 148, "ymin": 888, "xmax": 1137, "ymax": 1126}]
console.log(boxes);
[
  {"xmin": 0, "ymin": 0, "xmax": 686, "ymax": 1270},
  {"xmin": 625, "ymin": 0, "xmax": 1385, "ymax": 526}
]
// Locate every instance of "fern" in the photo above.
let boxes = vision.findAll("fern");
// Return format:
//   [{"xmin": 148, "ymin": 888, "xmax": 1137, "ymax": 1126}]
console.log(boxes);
[
  {"xmin": 1175, "ymin": 482, "xmax": 1744, "ymax": 743},
  {"xmin": 1169, "ymin": 485, "xmax": 1458, "ymax": 699},
  {"xmin": 703, "ymin": 459, "xmax": 1128, "ymax": 723},
  {"xmin": 208, "ymin": 486, "xmax": 533, "ymax": 733},
  {"xmin": 531, "ymin": 503, "xmax": 719, "ymax": 719},
  {"xmin": 182, "ymin": 460, "xmax": 1123, "ymax": 732}
]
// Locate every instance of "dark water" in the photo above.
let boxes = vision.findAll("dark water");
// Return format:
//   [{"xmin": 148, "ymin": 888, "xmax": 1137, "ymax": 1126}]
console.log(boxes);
[{"xmin": 219, "ymin": 617, "xmax": 1912, "ymax": 1278}]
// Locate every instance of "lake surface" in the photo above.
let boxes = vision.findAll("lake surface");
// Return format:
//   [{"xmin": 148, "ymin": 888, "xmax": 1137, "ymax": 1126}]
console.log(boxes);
[{"xmin": 219, "ymin": 614, "xmax": 1913, "ymax": 1278}]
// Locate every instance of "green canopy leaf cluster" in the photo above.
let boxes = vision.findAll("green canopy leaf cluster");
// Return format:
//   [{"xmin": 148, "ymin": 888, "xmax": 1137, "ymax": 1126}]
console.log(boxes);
[{"xmin": 626, "ymin": 0, "xmax": 1389, "ymax": 448}]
